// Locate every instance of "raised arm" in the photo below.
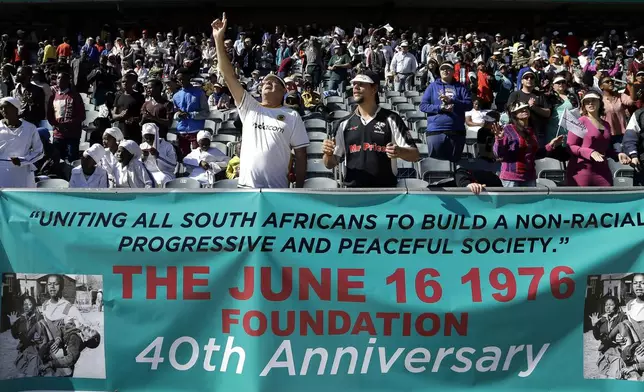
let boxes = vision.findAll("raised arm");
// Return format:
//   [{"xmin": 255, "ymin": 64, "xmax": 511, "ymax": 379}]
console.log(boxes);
[{"xmin": 212, "ymin": 13, "xmax": 245, "ymax": 106}]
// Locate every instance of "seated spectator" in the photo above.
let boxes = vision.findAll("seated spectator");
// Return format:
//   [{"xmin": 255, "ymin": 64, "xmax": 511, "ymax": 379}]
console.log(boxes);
[
  {"xmin": 0, "ymin": 97, "xmax": 44, "ymax": 188},
  {"xmin": 323, "ymin": 71, "xmax": 419, "ymax": 187},
  {"xmin": 69, "ymin": 144, "xmax": 109, "ymax": 188},
  {"xmin": 35, "ymin": 127, "xmax": 67, "ymax": 180},
  {"xmin": 140, "ymin": 123, "xmax": 177, "ymax": 187},
  {"xmin": 101, "ymin": 127, "xmax": 124, "ymax": 183},
  {"xmin": 226, "ymin": 142, "xmax": 241, "ymax": 179},
  {"xmin": 89, "ymin": 117, "xmax": 111, "ymax": 147},
  {"xmin": 207, "ymin": 83, "xmax": 231, "ymax": 110},
  {"xmin": 494, "ymin": 101, "xmax": 564, "ymax": 187},
  {"xmin": 183, "ymin": 130, "xmax": 230, "ymax": 185},
  {"xmin": 420, "ymin": 61, "xmax": 472, "ymax": 162},
  {"xmin": 567, "ymin": 91, "xmax": 630, "ymax": 186},
  {"xmin": 465, "ymin": 98, "xmax": 489, "ymax": 128},
  {"xmin": 301, "ymin": 82, "xmax": 321, "ymax": 109},
  {"xmin": 113, "ymin": 140, "xmax": 153, "ymax": 188}
]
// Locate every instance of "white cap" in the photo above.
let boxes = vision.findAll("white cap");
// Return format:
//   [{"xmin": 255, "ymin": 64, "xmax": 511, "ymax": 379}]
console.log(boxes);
[
  {"xmin": 400, "ymin": 41, "xmax": 409, "ymax": 47},
  {"xmin": 581, "ymin": 91, "xmax": 602, "ymax": 102},
  {"xmin": 197, "ymin": 130, "xmax": 212, "ymax": 142},
  {"xmin": 510, "ymin": 101, "xmax": 529, "ymax": 113},
  {"xmin": 553, "ymin": 76, "xmax": 566, "ymax": 84},
  {"xmin": 0, "ymin": 97, "xmax": 20, "ymax": 111},
  {"xmin": 350, "ymin": 74, "xmax": 375, "ymax": 84},
  {"xmin": 495, "ymin": 33, "xmax": 501, "ymax": 37},
  {"xmin": 465, "ymin": 33, "xmax": 472, "ymax": 39}
]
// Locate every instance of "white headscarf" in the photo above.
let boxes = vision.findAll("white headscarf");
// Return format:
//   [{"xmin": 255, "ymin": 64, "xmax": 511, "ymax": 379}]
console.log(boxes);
[
  {"xmin": 0, "ymin": 97, "xmax": 21, "ymax": 111},
  {"xmin": 119, "ymin": 140, "xmax": 142, "ymax": 160},
  {"xmin": 104, "ymin": 127, "xmax": 124, "ymax": 142},
  {"xmin": 197, "ymin": 130, "xmax": 212, "ymax": 142},
  {"xmin": 141, "ymin": 123, "xmax": 159, "ymax": 150},
  {"xmin": 83, "ymin": 144, "xmax": 106, "ymax": 163}
]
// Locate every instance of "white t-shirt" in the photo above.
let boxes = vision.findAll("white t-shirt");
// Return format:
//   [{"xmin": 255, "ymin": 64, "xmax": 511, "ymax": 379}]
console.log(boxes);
[
  {"xmin": 465, "ymin": 109, "xmax": 488, "ymax": 125},
  {"xmin": 237, "ymin": 92, "xmax": 310, "ymax": 188}
]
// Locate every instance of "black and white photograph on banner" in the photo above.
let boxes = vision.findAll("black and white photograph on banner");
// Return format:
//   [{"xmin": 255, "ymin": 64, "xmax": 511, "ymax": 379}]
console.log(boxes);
[
  {"xmin": 583, "ymin": 273, "xmax": 644, "ymax": 381},
  {"xmin": 0, "ymin": 273, "xmax": 105, "ymax": 379}
]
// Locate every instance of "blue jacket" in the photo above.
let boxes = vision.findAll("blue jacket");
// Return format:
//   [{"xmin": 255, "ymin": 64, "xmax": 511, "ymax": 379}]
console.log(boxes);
[{"xmin": 419, "ymin": 79, "xmax": 472, "ymax": 133}]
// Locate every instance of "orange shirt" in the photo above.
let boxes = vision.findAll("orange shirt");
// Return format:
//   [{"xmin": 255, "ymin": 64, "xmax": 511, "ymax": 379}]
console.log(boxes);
[
  {"xmin": 57, "ymin": 43, "xmax": 72, "ymax": 58},
  {"xmin": 477, "ymin": 70, "xmax": 493, "ymax": 103}
]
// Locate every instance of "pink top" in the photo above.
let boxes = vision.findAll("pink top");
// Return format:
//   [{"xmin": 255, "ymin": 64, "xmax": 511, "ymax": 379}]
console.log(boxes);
[
  {"xmin": 567, "ymin": 116, "xmax": 618, "ymax": 172},
  {"xmin": 602, "ymin": 93, "xmax": 634, "ymax": 136}
]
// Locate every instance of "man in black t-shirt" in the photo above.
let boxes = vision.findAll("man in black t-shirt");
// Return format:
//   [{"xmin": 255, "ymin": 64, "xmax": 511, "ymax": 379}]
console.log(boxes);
[
  {"xmin": 322, "ymin": 70, "xmax": 420, "ymax": 187},
  {"xmin": 507, "ymin": 70, "xmax": 551, "ymax": 146},
  {"xmin": 112, "ymin": 72, "xmax": 145, "ymax": 144}
]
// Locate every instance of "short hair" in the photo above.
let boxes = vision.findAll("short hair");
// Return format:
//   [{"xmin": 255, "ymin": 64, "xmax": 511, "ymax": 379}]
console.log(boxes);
[
  {"xmin": 147, "ymin": 78, "xmax": 163, "ymax": 89},
  {"xmin": 47, "ymin": 274, "xmax": 65, "ymax": 290},
  {"xmin": 175, "ymin": 67, "xmax": 190, "ymax": 76}
]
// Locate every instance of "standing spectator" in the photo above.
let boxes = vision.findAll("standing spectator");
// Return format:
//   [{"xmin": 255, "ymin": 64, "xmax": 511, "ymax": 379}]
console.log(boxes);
[
  {"xmin": 599, "ymin": 75, "xmax": 634, "ymax": 146},
  {"xmin": 303, "ymin": 38, "xmax": 323, "ymax": 87},
  {"xmin": 56, "ymin": 37, "xmax": 73, "ymax": 59},
  {"xmin": 141, "ymin": 78, "xmax": 174, "ymax": 140},
  {"xmin": 508, "ymin": 70, "xmax": 551, "ymax": 146},
  {"xmin": 494, "ymin": 64, "xmax": 513, "ymax": 112},
  {"xmin": 322, "ymin": 71, "xmax": 419, "ymax": 187},
  {"xmin": 69, "ymin": 144, "xmax": 109, "ymax": 188},
  {"xmin": 623, "ymin": 92, "xmax": 644, "ymax": 185},
  {"xmin": 48, "ymin": 72, "xmax": 86, "ymax": 162},
  {"xmin": 172, "ymin": 68, "xmax": 209, "ymax": 156},
  {"xmin": 212, "ymin": 13, "xmax": 309, "ymax": 188},
  {"xmin": 420, "ymin": 61, "xmax": 472, "ymax": 162},
  {"xmin": 545, "ymin": 75, "xmax": 575, "ymax": 144},
  {"xmin": 13, "ymin": 40, "xmax": 29, "ymax": 66},
  {"xmin": 71, "ymin": 51, "xmax": 91, "ymax": 94},
  {"xmin": 391, "ymin": 42, "xmax": 418, "ymax": 92},
  {"xmin": 327, "ymin": 45, "xmax": 351, "ymax": 91},
  {"xmin": 87, "ymin": 55, "xmax": 119, "ymax": 110},
  {"xmin": 112, "ymin": 72, "xmax": 145, "ymax": 144},
  {"xmin": 32, "ymin": 68, "xmax": 52, "ymax": 119},
  {"xmin": 42, "ymin": 40, "xmax": 57, "ymax": 64},
  {"xmin": 493, "ymin": 101, "xmax": 564, "ymax": 187},
  {"xmin": 0, "ymin": 97, "xmax": 44, "ymax": 188},
  {"xmin": 567, "ymin": 91, "xmax": 630, "ymax": 187},
  {"xmin": 11, "ymin": 66, "xmax": 46, "ymax": 127}
]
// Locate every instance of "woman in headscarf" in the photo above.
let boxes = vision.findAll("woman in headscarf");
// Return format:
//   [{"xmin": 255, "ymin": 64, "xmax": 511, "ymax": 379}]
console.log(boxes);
[
  {"xmin": 101, "ymin": 127, "xmax": 123, "ymax": 181},
  {"xmin": 69, "ymin": 144, "xmax": 109, "ymax": 188},
  {"xmin": 567, "ymin": 91, "xmax": 631, "ymax": 186},
  {"xmin": 183, "ymin": 130, "xmax": 230, "ymax": 186},
  {"xmin": 140, "ymin": 123, "xmax": 177, "ymax": 186},
  {"xmin": 0, "ymin": 97, "xmax": 44, "ymax": 188},
  {"xmin": 113, "ymin": 140, "xmax": 153, "ymax": 188}
]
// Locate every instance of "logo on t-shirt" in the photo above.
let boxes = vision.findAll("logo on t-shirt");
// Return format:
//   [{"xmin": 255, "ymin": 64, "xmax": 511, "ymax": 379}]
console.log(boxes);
[
  {"xmin": 373, "ymin": 122, "xmax": 386, "ymax": 134},
  {"xmin": 277, "ymin": 114, "xmax": 285, "ymax": 121},
  {"xmin": 253, "ymin": 122, "xmax": 285, "ymax": 133}
]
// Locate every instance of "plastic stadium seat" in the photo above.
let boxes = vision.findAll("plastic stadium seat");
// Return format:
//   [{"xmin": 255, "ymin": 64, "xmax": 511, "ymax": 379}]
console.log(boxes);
[
  {"xmin": 213, "ymin": 179, "xmax": 239, "ymax": 188},
  {"xmin": 389, "ymin": 96, "xmax": 408, "ymax": 105},
  {"xmin": 218, "ymin": 120, "xmax": 241, "ymax": 135},
  {"xmin": 307, "ymin": 142, "xmax": 325, "ymax": 158},
  {"xmin": 305, "ymin": 118, "xmax": 328, "ymax": 132},
  {"xmin": 410, "ymin": 96, "xmax": 423, "ymax": 105},
  {"xmin": 397, "ymin": 160, "xmax": 418, "ymax": 179},
  {"xmin": 395, "ymin": 103, "xmax": 415, "ymax": 114},
  {"xmin": 535, "ymin": 158, "xmax": 566, "ymax": 184},
  {"xmin": 414, "ymin": 119, "xmax": 428, "ymax": 132},
  {"xmin": 536, "ymin": 178, "xmax": 557, "ymax": 188},
  {"xmin": 328, "ymin": 110, "xmax": 351, "ymax": 121},
  {"xmin": 385, "ymin": 91, "xmax": 401, "ymax": 99},
  {"xmin": 419, "ymin": 157, "xmax": 453, "ymax": 183},
  {"xmin": 325, "ymin": 96, "xmax": 344, "ymax": 104},
  {"xmin": 404, "ymin": 111, "xmax": 426, "ymax": 123},
  {"xmin": 212, "ymin": 142, "xmax": 228, "ymax": 155},
  {"xmin": 37, "ymin": 179, "xmax": 69, "ymax": 188},
  {"xmin": 417, "ymin": 144, "xmax": 429, "ymax": 158},
  {"xmin": 379, "ymin": 103, "xmax": 392, "ymax": 110},
  {"xmin": 204, "ymin": 119, "xmax": 218, "ymax": 132},
  {"xmin": 303, "ymin": 177, "xmax": 339, "ymax": 188},
  {"xmin": 307, "ymin": 131, "xmax": 328, "ymax": 142},
  {"xmin": 397, "ymin": 178, "xmax": 429, "ymax": 188},
  {"xmin": 307, "ymin": 159, "xmax": 334, "ymax": 178},
  {"xmin": 212, "ymin": 134, "xmax": 237, "ymax": 144},
  {"xmin": 608, "ymin": 158, "xmax": 635, "ymax": 178},
  {"xmin": 164, "ymin": 178, "xmax": 201, "ymax": 189},
  {"xmin": 404, "ymin": 91, "xmax": 420, "ymax": 98},
  {"xmin": 327, "ymin": 102, "xmax": 348, "ymax": 112},
  {"xmin": 614, "ymin": 177, "xmax": 634, "ymax": 187}
]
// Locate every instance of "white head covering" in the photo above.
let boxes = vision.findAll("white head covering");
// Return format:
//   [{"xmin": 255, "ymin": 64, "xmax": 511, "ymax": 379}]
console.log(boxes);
[
  {"xmin": 141, "ymin": 123, "xmax": 159, "ymax": 149},
  {"xmin": 0, "ymin": 97, "xmax": 21, "ymax": 111},
  {"xmin": 119, "ymin": 140, "xmax": 142, "ymax": 159},
  {"xmin": 197, "ymin": 130, "xmax": 212, "ymax": 142},
  {"xmin": 104, "ymin": 127, "xmax": 124, "ymax": 142},
  {"xmin": 83, "ymin": 144, "xmax": 106, "ymax": 163}
]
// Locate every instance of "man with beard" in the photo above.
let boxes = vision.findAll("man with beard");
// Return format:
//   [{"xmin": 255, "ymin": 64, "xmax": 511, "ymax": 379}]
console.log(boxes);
[
  {"xmin": 322, "ymin": 70, "xmax": 419, "ymax": 187},
  {"xmin": 212, "ymin": 13, "xmax": 309, "ymax": 188}
]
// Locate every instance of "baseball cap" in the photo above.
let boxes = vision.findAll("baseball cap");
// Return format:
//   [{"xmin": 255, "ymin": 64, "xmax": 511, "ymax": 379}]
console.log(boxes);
[
  {"xmin": 439, "ymin": 61, "xmax": 455, "ymax": 70},
  {"xmin": 263, "ymin": 74, "xmax": 286, "ymax": 88},
  {"xmin": 350, "ymin": 70, "xmax": 380, "ymax": 85}
]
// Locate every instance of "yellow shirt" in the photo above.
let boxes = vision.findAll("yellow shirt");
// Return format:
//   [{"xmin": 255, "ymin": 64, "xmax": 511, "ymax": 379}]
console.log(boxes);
[
  {"xmin": 226, "ymin": 156, "xmax": 240, "ymax": 179},
  {"xmin": 43, "ymin": 45, "xmax": 57, "ymax": 63}
]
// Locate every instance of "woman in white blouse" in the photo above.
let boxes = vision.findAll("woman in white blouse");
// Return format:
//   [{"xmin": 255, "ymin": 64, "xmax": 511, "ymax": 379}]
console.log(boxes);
[
  {"xmin": 69, "ymin": 144, "xmax": 109, "ymax": 188},
  {"xmin": 140, "ymin": 123, "xmax": 177, "ymax": 186},
  {"xmin": 0, "ymin": 97, "xmax": 44, "ymax": 188}
]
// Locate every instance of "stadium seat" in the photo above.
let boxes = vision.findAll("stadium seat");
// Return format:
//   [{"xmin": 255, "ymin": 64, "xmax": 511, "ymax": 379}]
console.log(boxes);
[
  {"xmin": 397, "ymin": 178, "xmax": 429, "ymax": 188},
  {"xmin": 212, "ymin": 179, "xmax": 239, "ymax": 188},
  {"xmin": 614, "ymin": 177, "xmax": 634, "ymax": 187},
  {"xmin": 385, "ymin": 91, "xmax": 401, "ymax": 99},
  {"xmin": 404, "ymin": 91, "xmax": 420, "ymax": 98},
  {"xmin": 208, "ymin": 110, "xmax": 226, "ymax": 122},
  {"xmin": 218, "ymin": 120, "xmax": 241, "ymax": 135},
  {"xmin": 419, "ymin": 157, "xmax": 453, "ymax": 183},
  {"xmin": 379, "ymin": 103, "xmax": 392, "ymax": 110},
  {"xmin": 410, "ymin": 96, "xmax": 423, "ymax": 105},
  {"xmin": 212, "ymin": 134, "xmax": 237, "ymax": 144},
  {"xmin": 414, "ymin": 119, "xmax": 428, "ymax": 131},
  {"xmin": 327, "ymin": 102, "xmax": 348, "ymax": 112},
  {"xmin": 37, "ymin": 179, "xmax": 69, "ymax": 188},
  {"xmin": 328, "ymin": 110, "xmax": 351, "ymax": 121},
  {"xmin": 305, "ymin": 118, "xmax": 328, "ymax": 132},
  {"xmin": 212, "ymin": 142, "xmax": 228, "ymax": 155},
  {"xmin": 395, "ymin": 103, "xmax": 415, "ymax": 114},
  {"xmin": 307, "ymin": 131, "xmax": 328, "ymax": 142},
  {"xmin": 164, "ymin": 178, "xmax": 201, "ymax": 189},
  {"xmin": 303, "ymin": 177, "xmax": 339, "ymax": 188},
  {"xmin": 307, "ymin": 159, "xmax": 334, "ymax": 178},
  {"xmin": 389, "ymin": 96, "xmax": 408, "ymax": 105},
  {"xmin": 226, "ymin": 110, "xmax": 239, "ymax": 122},
  {"xmin": 404, "ymin": 111, "xmax": 425, "ymax": 124},
  {"xmin": 608, "ymin": 158, "xmax": 634, "ymax": 178},
  {"xmin": 307, "ymin": 142, "xmax": 325, "ymax": 158},
  {"xmin": 536, "ymin": 158, "xmax": 566, "ymax": 185},
  {"xmin": 417, "ymin": 143, "xmax": 429, "ymax": 158},
  {"xmin": 536, "ymin": 178, "xmax": 557, "ymax": 188},
  {"xmin": 204, "ymin": 119, "xmax": 218, "ymax": 132},
  {"xmin": 325, "ymin": 96, "xmax": 344, "ymax": 104},
  {"xmin": 396, "ymin": 160, "xmax": 418, "ymax": 179}
]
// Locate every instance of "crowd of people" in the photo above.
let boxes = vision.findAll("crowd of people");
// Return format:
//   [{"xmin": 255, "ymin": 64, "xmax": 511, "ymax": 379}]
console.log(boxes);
[{"xmin": 1, "ymin": 13, "xmax": 644, "ymax": 191}]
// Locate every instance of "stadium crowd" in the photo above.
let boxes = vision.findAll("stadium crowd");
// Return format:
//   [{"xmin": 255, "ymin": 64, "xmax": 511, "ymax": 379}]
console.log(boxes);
[{"xmin": 1, "ymin": 13, "xmax": 644, "ymax": 192}]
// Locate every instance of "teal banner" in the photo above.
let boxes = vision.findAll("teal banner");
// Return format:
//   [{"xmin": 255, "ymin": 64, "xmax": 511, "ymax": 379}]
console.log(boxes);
[{"xmin": 1, "ymin": 190, "xmax": 644, "ymax": 391}]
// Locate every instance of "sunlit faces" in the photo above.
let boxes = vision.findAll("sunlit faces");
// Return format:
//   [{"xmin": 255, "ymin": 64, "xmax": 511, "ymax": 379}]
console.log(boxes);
[{"xmin": 352, "ymin": 81, "xmax": 377, "ymax": 104}]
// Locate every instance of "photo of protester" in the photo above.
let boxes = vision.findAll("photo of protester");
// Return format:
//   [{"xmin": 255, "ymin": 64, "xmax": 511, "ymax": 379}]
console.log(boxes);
[
  {"xmin": 583, "ymin": 273, "xmax": 644, "ymax": 381},
  {"xmin": 0, "ymin": 273, "xmax": 105, "ymax": 379}
]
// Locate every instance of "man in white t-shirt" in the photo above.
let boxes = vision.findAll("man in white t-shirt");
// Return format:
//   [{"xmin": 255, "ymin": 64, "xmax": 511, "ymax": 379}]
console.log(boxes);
[{"xmin": 212, "ymin": 13, "xmax": 309, "ymax": 188}]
